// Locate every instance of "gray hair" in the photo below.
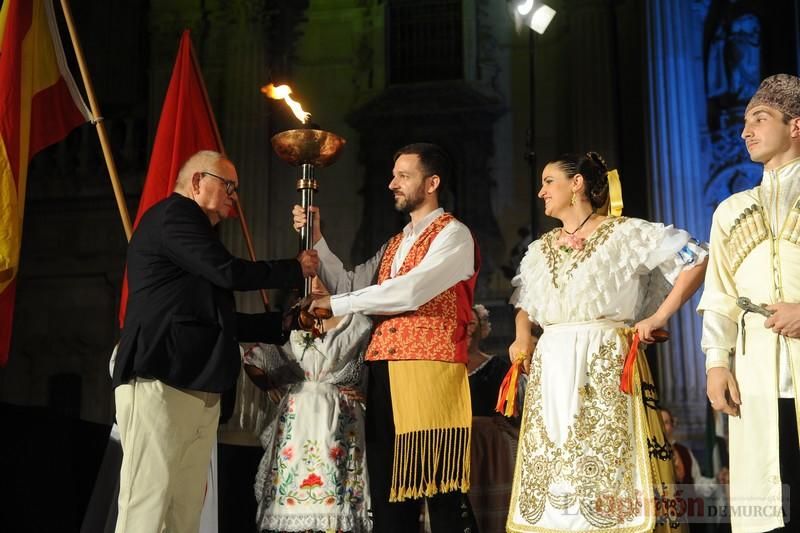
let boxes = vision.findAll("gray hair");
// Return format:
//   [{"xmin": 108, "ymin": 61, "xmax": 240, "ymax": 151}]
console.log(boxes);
[{"xmin": 174, "ymin": 150, "xmax": 227, "ymax": 191}]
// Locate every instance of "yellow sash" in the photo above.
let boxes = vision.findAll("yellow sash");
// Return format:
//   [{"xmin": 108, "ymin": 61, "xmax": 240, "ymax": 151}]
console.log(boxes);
[{"xmin": 387, "ymin": 360, "xmax": 472, "ymax": 501}]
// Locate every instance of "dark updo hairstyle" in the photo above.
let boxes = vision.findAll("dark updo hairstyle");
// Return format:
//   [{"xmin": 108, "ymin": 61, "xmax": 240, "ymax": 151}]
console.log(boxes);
[{"xmin": 547, "ymin": 151, "xmax": 610, "ymax": 210}]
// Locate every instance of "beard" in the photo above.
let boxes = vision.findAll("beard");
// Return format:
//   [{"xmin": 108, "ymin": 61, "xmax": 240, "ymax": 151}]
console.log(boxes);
[{"xmin": 393, "ymin": 187, "xmax": 425, "ymax": 213}]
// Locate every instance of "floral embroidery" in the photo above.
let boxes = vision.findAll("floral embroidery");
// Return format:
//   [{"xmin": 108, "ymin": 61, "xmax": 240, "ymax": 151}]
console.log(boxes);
[
  {"xmin": 563, "ymin": 217, "xmax": 626, "ymax": 280},
  {"xmin": 540, "ymin": 218, "xmax": 627, "ymax": 288},
  {"xmin": 264, "ymin": 398, "xmax": 367, "ymax": 510},
  {"xmin": 555, "ymin": 233, "xmax": 586, "ymax": 252},
  {"xmin": 255, "ymin": 314, "xmax": 371, "ymax": 533},
  {"xmin": 329, "ymin": 445, "xmax": 345, "ymax": 461},
  {"xmin": 517, "ymin": 338, "xmax": 641, "ymax": 528},
  {"xmin": 300, "ymin": 473, "xmax": 323, "ymax": 489}
]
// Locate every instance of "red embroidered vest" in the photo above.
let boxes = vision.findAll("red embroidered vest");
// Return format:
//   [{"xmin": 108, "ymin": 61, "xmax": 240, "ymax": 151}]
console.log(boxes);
[{"xmin": 365, "ymin": 213, "xmax": 479, "ymax": 364}]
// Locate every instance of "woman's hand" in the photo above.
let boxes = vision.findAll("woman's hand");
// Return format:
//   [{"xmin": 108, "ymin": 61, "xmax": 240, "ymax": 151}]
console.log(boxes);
[
  {"xmin": 508, "ymin": 337, "xmax": 534, "ymax": 374},
  {"xmin": 634, "ymin": 312, "xmax": 667, "ymax": 344}
]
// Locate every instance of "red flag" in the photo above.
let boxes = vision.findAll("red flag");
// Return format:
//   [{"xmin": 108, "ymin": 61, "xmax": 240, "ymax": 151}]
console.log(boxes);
[
  {"xmin": 0, "ymin": 0, "xmax": 91, "ymax": 366},
  {"xmin": 119, "ymin": 30, "xmax": 223, "ymax": 327}
]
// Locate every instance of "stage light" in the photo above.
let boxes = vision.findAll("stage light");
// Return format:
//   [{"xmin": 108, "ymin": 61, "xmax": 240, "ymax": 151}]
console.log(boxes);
[
  {"xmin": 512, "ymin": 0, "xmax": 556, "ymax": 34},
  {"xmin": 529, "ymin": 4, "xmax": 556, "ymax": 34},
  {"xmin": 517, "ymin": 0, "xmax": 534, "ymax": 16}
]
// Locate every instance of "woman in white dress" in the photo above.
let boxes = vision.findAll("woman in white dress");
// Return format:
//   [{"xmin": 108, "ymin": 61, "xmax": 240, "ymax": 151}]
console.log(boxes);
[
  {"xmin": 507, "ymin": 152, "xmax": 707, "ymax": 533},
  {"xmin": 251, "ymin": 281, "xmax": 371, "ymax": 533}
]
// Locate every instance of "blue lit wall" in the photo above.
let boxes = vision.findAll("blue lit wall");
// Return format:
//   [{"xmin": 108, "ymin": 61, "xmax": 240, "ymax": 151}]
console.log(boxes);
[{"xmin": 645, "ymin": 0, "xmax": 799, "ymax": 436}]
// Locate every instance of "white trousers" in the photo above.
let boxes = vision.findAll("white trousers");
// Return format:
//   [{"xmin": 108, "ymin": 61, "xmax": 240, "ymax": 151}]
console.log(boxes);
[{"xmin": 115, "ymin": 379, "xmax": 220, "ymax": 533}]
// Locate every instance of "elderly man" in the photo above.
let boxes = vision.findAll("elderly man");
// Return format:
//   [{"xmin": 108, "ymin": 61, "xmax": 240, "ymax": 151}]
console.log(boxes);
[
  {"xmin": 699, "ymin": 74, "xmax": 800, "ymax": 533},
  {"xmin": 112, "ymin": 150, "xmax": 318, "ymax": 533}
]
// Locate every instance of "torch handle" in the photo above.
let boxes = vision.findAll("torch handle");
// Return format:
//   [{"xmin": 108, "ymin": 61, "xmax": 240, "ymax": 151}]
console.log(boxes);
[
  {"xmin": 298, "ymin": 164, "xmax": 317, "ymax": 297},
  {"xmin": 300, "ymin": 195, "xmax": 314, "ymax": 297},
  {"xmin": 300, "ymin": 197, "xmax": 315, "ymax": 250}
]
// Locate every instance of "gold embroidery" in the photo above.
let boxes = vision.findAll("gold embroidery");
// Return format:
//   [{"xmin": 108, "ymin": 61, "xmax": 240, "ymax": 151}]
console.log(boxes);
[
  {"xmin": 540, "ymin": 219, "xmax": 626, "ymax": 290},
  {"xmin": 563, "ymin": 217, "xmax": 626, "ymax": 280},
  {"xmin": 517, "ymin": 338, "xmax": 640, "ymax": 528},
  {"xmin": 541, "ymin": 229, "xmax": 563, "ymax": 288}
]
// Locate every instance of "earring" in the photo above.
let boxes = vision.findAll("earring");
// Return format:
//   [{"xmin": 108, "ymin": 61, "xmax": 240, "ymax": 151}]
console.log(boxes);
[{"xmin": 570, "ymin": 192, "xmax": 576, "ymax": 206}]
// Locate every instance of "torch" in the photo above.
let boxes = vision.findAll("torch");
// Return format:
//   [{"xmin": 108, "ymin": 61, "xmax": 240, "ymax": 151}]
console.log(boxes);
[{"xmin": 262, "ymin": 83, "xmax": 346, "ymax": 300}]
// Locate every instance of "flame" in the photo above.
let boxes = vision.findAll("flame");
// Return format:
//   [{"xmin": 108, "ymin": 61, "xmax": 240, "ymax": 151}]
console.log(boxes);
[{"xmin": 261, "ymin": 83, "xmax": 311, "ymax": 124}]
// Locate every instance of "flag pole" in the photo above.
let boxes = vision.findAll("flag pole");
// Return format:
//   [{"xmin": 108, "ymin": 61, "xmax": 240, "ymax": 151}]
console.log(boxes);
[
  {"xmin": 189, "ymin": 41, "xmax": 270, "ymax": 310},
  {"xmin": 57, "ymin": 0, "xmax": 133, "ymax": 241}
]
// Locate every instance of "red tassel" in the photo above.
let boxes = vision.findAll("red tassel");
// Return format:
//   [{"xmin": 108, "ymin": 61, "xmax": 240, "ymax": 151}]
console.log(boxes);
[
  {"xmin": 619, "ymin": 333, "xmax": 640, "ymax": 395},
  {"xmin": 496, "ymin": 356, "xmax": 524, "ymax": 417}
]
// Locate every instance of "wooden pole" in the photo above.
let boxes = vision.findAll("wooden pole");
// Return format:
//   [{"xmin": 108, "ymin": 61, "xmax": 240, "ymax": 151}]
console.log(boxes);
[
  {"xmin": 189, "ymin": 39, "xmax": 270, "ymax": 310},
  {"xmin": 58, "ymin": 0, "xmax": 132, "ymax": 241}
]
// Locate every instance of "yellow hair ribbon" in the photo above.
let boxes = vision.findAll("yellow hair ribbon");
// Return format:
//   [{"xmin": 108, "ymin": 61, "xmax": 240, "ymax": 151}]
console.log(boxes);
[{"xmin": 607, "ymin": 169, "xmax": 623, "ymax": 216}]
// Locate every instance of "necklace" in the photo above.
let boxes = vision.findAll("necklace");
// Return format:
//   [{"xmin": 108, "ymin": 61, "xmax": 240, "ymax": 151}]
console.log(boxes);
[{"xmin": 563, "ymin": 212, "xmax": 594, "ymax": 235}]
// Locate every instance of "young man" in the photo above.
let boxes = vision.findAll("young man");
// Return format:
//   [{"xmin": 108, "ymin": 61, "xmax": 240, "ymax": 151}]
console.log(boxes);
[
  {"xmin": 113, "ymin": 150, "xmax": 318, "ymax": 533},
  {"xmin": 293, "ymin": 143, "xmax": 480, "ymax": 533},
  {"xmin": 699, "ymin": 74, "xmax": 800, "ymax": 532}
]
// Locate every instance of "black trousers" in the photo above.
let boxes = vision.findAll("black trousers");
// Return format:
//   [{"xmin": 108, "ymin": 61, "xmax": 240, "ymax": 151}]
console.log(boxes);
[
  {"xmin": 771, "ymin": 398, "xmax": 800, "ymax": 532},
  {"xmin": 365, "ymin": 361, "xmax": 479, "ymax": 533}
]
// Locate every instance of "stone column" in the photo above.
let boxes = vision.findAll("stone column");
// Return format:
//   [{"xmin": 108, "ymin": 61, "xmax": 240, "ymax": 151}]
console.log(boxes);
[
  {"xmin": 202, "ymin": 3, "xmax": 275, "ymax": 313},
  {"xmin": 644, "ymin": 0, "xmax": 710, "ymax": 435}
]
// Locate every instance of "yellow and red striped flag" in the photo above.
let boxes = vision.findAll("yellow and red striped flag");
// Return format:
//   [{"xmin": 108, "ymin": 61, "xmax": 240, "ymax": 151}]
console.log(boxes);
[{"xmin": 0, "ymin": 0, "xmax": 91, "ymax": 366}]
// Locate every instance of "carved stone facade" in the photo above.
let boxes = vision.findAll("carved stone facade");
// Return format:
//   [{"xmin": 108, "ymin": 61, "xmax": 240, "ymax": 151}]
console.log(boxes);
[{"xmin": 703, "ymin": 0, "xmax": 798, "ymax": 208}]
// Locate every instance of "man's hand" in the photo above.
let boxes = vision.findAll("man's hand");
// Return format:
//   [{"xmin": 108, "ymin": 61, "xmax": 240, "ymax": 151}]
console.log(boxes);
[
  {"xmin": 309, "ymin": 295, "xmax": 332, "ymax": 315},
  {"xmin": 292, "ymin": 205, "xmax": 322, "ymax": 245},
  {"xmin": 764, "ymin": 302, "xmax": 800, "ymax": 338},
  {"xmin": 707, "ymin": 367, "xmax": 741, "ymax": 417},
  {"xmin": 297, "ymin": 249, "xmax": 319, "ymax": 277}
]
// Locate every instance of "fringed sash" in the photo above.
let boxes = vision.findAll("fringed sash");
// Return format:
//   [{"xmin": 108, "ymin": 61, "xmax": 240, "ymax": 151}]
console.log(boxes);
[{"xmin": 387, "ymin": 360, "xmax": 472, "ymax": 501}]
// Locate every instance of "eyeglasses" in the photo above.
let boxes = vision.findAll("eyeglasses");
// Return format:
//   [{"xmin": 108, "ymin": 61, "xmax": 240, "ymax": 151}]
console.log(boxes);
[{"xmin": 200, "ymin": 171, "xmax": 238, "ymax": 196}]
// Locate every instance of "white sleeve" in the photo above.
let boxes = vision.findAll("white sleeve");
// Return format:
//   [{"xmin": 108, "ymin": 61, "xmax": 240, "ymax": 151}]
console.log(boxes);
[
  {"xmin": 697, "ymin": 206, "xmax": 741, "ymax": 323},
  {"xmin": 701, "ymin": 310, "xmax": 736, "ymax": 371},
  {"xmin": 330, "ymin": 223, "xmax": 475, "ymax": 316},
  {"xmin": 314, "ymin": 237, "xmax": 385, "ymax": 294},
  {"xmin": 649, "ymin": 228, "xmax": 708, "ymax": 283}
]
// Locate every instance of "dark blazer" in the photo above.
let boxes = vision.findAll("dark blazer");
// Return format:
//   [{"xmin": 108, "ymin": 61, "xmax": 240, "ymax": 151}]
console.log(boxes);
[{"xmin": 112, "ymin": 194, "xmax": 303, "ymax": 392}]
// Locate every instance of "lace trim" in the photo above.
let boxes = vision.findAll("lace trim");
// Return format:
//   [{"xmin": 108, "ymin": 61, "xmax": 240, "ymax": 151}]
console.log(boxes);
[
  {"xmin": 512, "ymin": 218, "xmax": 701, "ymax": 324},
  {"xmin": 259, "ymin": 513, "xmax": 371, "ymax": 532}
]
